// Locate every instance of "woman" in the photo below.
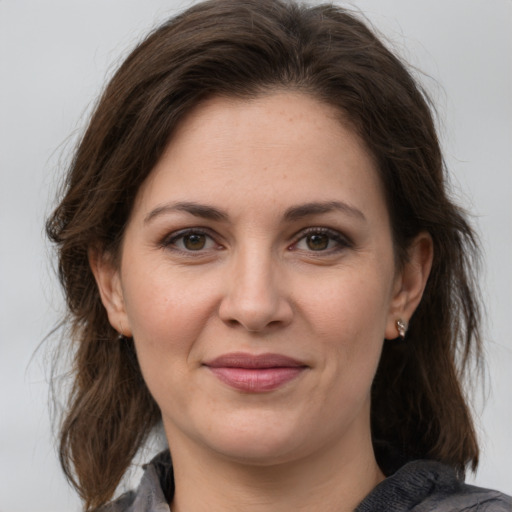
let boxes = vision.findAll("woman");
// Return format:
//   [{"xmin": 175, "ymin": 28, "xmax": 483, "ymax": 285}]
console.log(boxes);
[{"xmin": 46, "ymin": 0, "xmax": 512, "ymax": 510}]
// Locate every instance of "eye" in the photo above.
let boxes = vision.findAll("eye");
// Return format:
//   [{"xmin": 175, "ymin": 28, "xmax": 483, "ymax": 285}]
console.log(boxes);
[
  {"xmin": 292, "ymin": 228, "xmax": 351, "ymax": 253},
  {"xmin": 302, "ymin": 233, "xmax": 332, "ymax": 251},
  {"xmin": 164, "ymin": 229, "xmax": 219, "ymax": 252}
]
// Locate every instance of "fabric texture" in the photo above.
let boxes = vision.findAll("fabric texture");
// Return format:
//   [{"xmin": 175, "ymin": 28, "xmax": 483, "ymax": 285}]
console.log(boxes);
[{"xmin": 97, "ymin": 450, "xmax": 512, "ymax": 511}]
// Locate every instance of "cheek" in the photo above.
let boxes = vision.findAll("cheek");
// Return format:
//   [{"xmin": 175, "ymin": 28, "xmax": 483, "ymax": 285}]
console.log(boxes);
[
  {"xmin": 299, "ymin": 269, "xmax": 392, "ymax": 342},
  {"xmin": 122, "ymin": 274, "xmax": 218, "ymax": 412},
  {"xmin": 296, "ymin": 266, "xmax": 393, "ymax": 395},
  {"xmin": 121, "ymin": 265, "xmax": 219, "ymax": 361}
]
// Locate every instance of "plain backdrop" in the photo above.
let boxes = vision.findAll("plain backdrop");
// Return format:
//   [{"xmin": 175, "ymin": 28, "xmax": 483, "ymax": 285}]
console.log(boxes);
[{"xmin": 0, "ymin": 1, "xmax": 511, "ymax": 510}]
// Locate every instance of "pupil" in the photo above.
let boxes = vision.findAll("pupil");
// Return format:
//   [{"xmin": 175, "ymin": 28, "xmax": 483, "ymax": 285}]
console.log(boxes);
[
  {"xmin": 184, "ymin": 234, "xmax": 206, "ymax": 250},
  {"xmin": 307, "ymin": 234, "xmax": 329, "ymax": 250}
]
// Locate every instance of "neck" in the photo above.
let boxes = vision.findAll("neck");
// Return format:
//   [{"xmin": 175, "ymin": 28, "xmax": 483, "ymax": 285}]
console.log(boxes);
[{"xmin": 167, "ymin": 425, "xmax": 384, "ymax": 512}]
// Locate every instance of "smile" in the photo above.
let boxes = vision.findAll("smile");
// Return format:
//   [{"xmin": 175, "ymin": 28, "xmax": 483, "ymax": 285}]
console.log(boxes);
[{"xmin": 204, "ymin": 352, "xmax": 308, "ymax": 392}]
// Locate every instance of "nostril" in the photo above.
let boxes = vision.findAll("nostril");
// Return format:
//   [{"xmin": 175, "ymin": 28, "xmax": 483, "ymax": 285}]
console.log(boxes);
[{"xmin": 223, "ymin": 317, "xmax": 288, "ymax": 334}]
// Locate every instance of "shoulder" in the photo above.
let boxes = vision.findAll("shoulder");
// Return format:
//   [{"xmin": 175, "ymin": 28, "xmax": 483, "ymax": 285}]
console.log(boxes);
[
  {"xmin": 356, "ymin": 458, "xmax": 512, "ymax": 512},
  {"xmin": 417, "ymin": 482, "xmax": 512, "ymax": 511},
  {"xmin": 94, "ymin": 451, "xmax": 173, "ymax": 512},
  {"xmin": 402, "ymin": 461, "xmax": 512, "ymax": 512},
  {"xmin": 94, "ymin": 491, "xmax": 137, "ymax": 512}
]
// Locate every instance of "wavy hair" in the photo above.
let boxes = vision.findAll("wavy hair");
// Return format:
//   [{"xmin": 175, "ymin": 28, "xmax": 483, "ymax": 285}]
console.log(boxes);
[{"xmin": 46, "ymin": 0, "xmax": 482, "ymax": 509}]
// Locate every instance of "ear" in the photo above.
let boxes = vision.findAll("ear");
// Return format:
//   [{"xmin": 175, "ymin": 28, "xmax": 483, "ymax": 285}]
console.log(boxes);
[
  {"xmin": 89, "ymin": 247, "xmax": 132, "ymax": 337},
  {"xmin": 385, "ymin": 232, "xmax": 433, "ymax": 340}
]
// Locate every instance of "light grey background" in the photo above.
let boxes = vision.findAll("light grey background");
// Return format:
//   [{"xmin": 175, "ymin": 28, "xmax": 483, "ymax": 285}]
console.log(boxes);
[{"xmin": 0, "ymin": 1, "xmax": 510, "ymax": 510}]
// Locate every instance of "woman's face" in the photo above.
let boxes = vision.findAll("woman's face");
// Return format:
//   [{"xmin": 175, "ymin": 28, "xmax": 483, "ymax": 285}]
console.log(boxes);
[{"xmin": 95, "ymin": 92, "xmax": 426, "ymax": 465}]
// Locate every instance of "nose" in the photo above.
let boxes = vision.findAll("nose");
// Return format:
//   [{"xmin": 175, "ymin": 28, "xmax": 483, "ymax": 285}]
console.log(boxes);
[{"xmin": 218, "ymin": 247, "xmax": 293, "ymax": 333}]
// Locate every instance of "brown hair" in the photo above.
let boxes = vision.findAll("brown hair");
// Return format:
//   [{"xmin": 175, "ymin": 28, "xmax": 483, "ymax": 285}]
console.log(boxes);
[{"xmin": 46, "ymin": 0, "xmax": 482, "ymax": 509}]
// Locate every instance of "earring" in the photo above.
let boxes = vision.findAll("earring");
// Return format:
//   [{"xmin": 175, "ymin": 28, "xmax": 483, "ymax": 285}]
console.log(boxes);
[
  {"xmin": 396, "ymin": 319, "xmax": 407, "ymax": 340},
  {"xmin": 117, "ymin": 327, "xmax": 129, "ymax": 341},
  {"xmin": 117, "ymin": 323, "xmax": 129, "ymax": 341}
]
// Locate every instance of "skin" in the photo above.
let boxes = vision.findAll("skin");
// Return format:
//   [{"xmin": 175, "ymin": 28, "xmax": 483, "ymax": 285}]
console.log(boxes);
[{"xmin": 92, "ymin": 92, "xmax": 433, "ymax": 511}]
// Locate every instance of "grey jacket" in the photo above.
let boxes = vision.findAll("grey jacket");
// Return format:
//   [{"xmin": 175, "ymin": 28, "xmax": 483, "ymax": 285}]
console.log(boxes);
[{"xmin": 98, "ymin": 451, "xmax": 512, "ymax": 511}]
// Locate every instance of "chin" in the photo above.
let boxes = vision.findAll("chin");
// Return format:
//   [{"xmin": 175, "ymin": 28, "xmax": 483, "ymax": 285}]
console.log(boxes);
[
  {"xmin": 166, "ymin": 408, "xmax": 312, "ymax": 466},
  {"xmin": 210, "ymin": 433, "xmax": 307, "ymax": 466}
]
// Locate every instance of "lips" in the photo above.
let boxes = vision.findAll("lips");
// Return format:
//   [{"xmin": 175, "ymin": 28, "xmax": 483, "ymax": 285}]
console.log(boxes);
[{"xmin": 204, "ymin": 352, "xmax": 308, "ymax": 392}]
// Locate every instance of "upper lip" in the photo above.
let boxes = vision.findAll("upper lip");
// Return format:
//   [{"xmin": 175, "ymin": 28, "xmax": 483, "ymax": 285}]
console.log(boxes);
[{"xmin": 204, "ymin": 352, "xmax": 307, "ymax": 369}]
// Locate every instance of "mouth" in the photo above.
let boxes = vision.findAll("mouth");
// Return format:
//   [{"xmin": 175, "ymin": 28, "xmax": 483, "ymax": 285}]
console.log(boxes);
[{"xmin": 203, "ymin": 352, "xmax": 308, "ymax": 392}]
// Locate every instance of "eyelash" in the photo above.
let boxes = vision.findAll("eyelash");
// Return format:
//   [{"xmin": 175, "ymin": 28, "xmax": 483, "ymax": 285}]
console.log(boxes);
[
  {"xmin": 160, "ymin": 227, "xmax": 352, "ymax": 255},
  {"xmin": 161, "ymin": 228, "xmax": 220, "ymax": 254},
  {"xmin": 290, "ymin": 227, "xmax": 352, "ymax": 254}
]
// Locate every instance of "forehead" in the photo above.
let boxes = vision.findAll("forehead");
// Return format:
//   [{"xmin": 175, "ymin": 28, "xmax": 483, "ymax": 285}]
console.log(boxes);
[{"xmin": 134, "ymin": 92, "xmax": 386, "ymax": 221}]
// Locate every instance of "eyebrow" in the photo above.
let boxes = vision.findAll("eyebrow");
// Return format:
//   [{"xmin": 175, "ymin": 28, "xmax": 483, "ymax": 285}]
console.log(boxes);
[
  {"xmin": 284, "ymin": 201, "xmax": 366, "ymax": 222},
  {"xmin": 144, "ymin": 201, "xmax": 229, "ymax": 224},
  {"xmin": 144, "ymin": 199, "xmax": 366, "ymax": 224}
]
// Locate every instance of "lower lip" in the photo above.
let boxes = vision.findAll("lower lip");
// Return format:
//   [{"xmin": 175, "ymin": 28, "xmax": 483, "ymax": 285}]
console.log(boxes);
[{"xmin": 208, "ymin": 367, "xmax": 306, "ymax": 392}]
